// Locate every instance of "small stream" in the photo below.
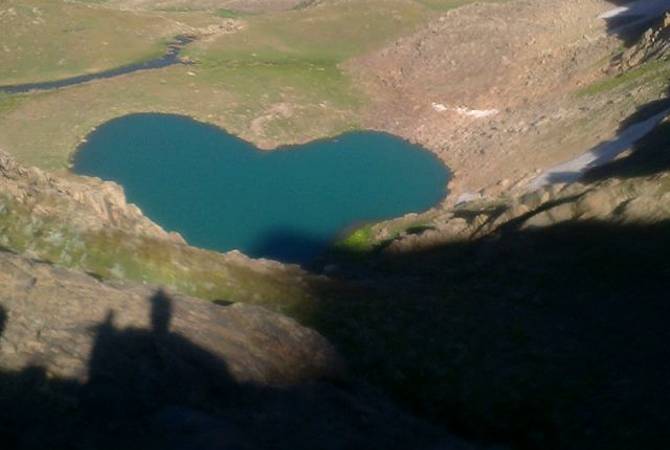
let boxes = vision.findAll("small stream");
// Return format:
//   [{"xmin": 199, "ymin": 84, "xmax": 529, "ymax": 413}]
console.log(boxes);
[{"xmin": 0, "ymin": 35, "xmax": 195, "ymax": 94}]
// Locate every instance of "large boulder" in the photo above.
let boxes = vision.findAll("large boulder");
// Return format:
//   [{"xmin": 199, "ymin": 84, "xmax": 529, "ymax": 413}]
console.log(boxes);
[
  {"xmin": 0, "ymin": 149, "xmax": 181, "ymax": 241},
  {"xmin": 0, "ymin": 251, "xmax": 455, "ymax": 450},
  {"xmin": 0, "ymin": 251, "xmax": 342, "ymax": 385}
]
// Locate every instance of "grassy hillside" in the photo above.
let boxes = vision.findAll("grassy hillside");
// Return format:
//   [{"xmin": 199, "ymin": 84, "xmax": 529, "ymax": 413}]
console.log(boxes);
[
  {"xmin": 0, "ymin": 0, "xmax": 499, "ymax": 170},
  {"xmin": 1, "ymin": 2, "xmax": 669, "ymax": 447},
  {"xmin": 0, "ymin": 188, "xmax": 315, "ymax": 313},
  {"xmin": 0, "ymin": 0, "xmax": 175, "ymax": 85}
]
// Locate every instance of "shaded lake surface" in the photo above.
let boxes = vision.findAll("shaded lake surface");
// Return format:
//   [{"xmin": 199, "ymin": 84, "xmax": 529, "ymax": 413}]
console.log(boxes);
[{"xmin": 73, "ymin": 113, "xmax": 450, "ymax": 264}]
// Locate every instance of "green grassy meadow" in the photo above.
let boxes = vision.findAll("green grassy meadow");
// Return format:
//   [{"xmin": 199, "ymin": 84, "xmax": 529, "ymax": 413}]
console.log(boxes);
[{"xmin": 0, "ymin": 0, "xmax": 497, "ymax": 170}]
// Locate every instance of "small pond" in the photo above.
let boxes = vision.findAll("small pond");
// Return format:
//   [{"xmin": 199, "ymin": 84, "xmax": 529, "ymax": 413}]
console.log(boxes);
[{"xmin": 73, "ymin": 113, "xmax": 450, "ymax": 264}]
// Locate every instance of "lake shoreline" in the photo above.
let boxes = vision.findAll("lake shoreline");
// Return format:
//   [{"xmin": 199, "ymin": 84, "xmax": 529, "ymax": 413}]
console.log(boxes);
[{"xmin": 72, "ymin": 113, "xmax": 450, "ymax": 264}]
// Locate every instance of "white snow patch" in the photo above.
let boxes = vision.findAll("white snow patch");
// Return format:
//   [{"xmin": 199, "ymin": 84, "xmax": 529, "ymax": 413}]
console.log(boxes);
[
  {"xmin": 599, "ymin": 0, "xmax": 670, "ymax": 27},
  {"xmin": 454, "ymin": 107, "xmax": 499, "ymax": 118},
  {"xmin": 456, "ymin": 192, "xmax": 482, "ymax": 204},
  {"xmin": 530, "ymin": 108, "xmax": 670, "ymax": 189},
  {"xmin": 599, "ymin": 6, "xmax": 629, "ymax": 20},
  {"xmin": 432, "ymin": 102, "xmax": 498, "ymax": 118}
]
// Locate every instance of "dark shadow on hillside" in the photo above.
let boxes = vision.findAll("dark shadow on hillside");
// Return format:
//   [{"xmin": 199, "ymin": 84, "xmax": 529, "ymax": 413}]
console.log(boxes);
[
  {"xmin": 0, "ymin": 291, "xmax": 446, "ymax": 450},
  {"xmin": 604, "ymin": 0, "xmax": 670, "ymax": 45},
  {"xmin": 313, "ymin": 9, "xmax": 670, "ymax": 445},
  {"xmin": 618, "ymin": 95, "xmax": 670, "ymax": 130},
  {"xmin": 540, "ymin": 2, "xmax": 670, "ymax": 186},
  {"xmin": 546, "ymin": 91, "xmax": 670, "ymax": 185},
  {"xmin": 249, "ymin": 228, "xmax": 330, "ymax": 266},
  {"xmin": 584, "ymin": 96, "xmax": 670, "ymax": 180},
  {"xmin": 313, "ymin": 217, "xmax": 670, "ymax": 450}
]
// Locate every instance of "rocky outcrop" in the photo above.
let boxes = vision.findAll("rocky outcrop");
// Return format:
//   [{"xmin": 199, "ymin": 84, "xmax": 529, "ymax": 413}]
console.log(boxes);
[
  {"xmin": 0, "ymin": 149, "xmax": 318, "ymax": 307},
  {"xmin": 0, "ymin": 250, "xmax": 467, "ymax": 449},
  {"xmin": 0, "ymin": 251, "xmax": 340, "ymax": 384},
  {"xmin": 355, "ymin": 172, "xmax": 670, "ymax": 255},
  {"xmin": 618, "ymin": 12, "xmax": 670, "ymax": 70},
  {"xmin": 0, "ymin": 149, "xmax": 182, "ymax": 242}
]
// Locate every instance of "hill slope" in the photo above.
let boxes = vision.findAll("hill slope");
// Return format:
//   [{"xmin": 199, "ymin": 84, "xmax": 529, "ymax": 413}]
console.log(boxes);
[{"xmin": 1, "ymin": 1, "xmax": 670, "ymax": 449}]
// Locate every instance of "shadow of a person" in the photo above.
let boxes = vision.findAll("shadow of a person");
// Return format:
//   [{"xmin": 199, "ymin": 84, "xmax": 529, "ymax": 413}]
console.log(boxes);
[
  {"xmin": 151, "ymin": 290, "xmax": 172, "ymax": 337},
  {"xmin": 82, "ymin": 290, "xmax": 243, "ymax": 447},
  {"xmin": 0, "ymin": 307, "xmax": 5, "ymax": 337},
  {"xmin": 0, "ymin": 290, "xmax": 447, "ymax": 450}
]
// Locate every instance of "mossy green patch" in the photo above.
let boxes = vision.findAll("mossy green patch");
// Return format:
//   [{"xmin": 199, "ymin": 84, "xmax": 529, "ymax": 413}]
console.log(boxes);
[
  {"xmin": 194, "ymin": 0, "xmax": 429, "ymax": 64},
  {"xmin": 0, "ymin": 93, "xmax": 26, "ymax": 115},
  {"xmin": 577, "ymin": 59, "xmax": 670, "ymax": 97},
  {"xmin": 214, "ymin": 8, "xmax": 243, "ymax": 18},
  {"xmin": 0, "ymin": 193, "xmax": 312, "ymax": 309},
  {"xmin": 335, "ymin": 225, "xmax": 377, "ymax": 254}
]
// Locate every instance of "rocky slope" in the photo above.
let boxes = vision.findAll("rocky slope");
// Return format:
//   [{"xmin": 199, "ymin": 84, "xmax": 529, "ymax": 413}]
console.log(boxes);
[
  {"xmin": 314, "ymin": 13, "xmax": 670, "ymax": 447},
  {"xmin": 0, "ymin": 149, "xmax": 318, "ymax": 309},
  {"xmin": 358, "ymin": 168, "xmax": 670, "ymax": 255},
  {"xmin": 0, "ymin": 252, "xmax": 338, "ymax": 384},
  {"xmin": 94, "ymin": 0, "xmax": 320, "ymax": 12},
  {"xmin": 0, "ymin": 250, "xmax": 467, "ymax": 450},
  {"xmin": 323, "ymin": 164, "xmax": 670, "ymax": 450},
  {"xmin": 347, "ymin": 8, "xmax": 670, "ymax": 255},
  {"xmin": 616, "ymin": 11, "xmax": 670, "ymax": 69},
  {"xmin": 1, "ymin": 1, "xmax": 670, "ymax": 449},
  {"xmin": 349, "ymin": 0, "xmax": 670, "ymax": 199},
  {"xmin": 0, "ymin": 150, "xmax": 181, "ymax": 242}
]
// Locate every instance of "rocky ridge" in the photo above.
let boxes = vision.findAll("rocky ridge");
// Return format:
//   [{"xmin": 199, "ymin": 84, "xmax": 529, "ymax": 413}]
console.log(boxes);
[
  {"xmin": 0, "ymin": 148, "xmax": 317, "ymax": 308},
  {"xmin": 0, "ymin": 250, "xmax": 467, "ymax": 450},
  {"xmin": 617, "ymin": 12, "xmax": 670, "ymax": 69},
  {"xmin": 0, "ymin": 149, "xmax": 182, "ymax": 242},
  {"xmin": 0, "ymin": 251, "xmax": 339, "ymax": 384},
  {"xmin": 370, "ymin": 171, "xmax": 670, "ymax": 255}
]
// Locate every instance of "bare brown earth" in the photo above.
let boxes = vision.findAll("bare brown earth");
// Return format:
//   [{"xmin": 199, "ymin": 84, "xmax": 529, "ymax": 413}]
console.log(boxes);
[
  {"xmin": 96, "ymin": 0, "xmax": 318, "ymax": 12},
  {"xmin": 0, "ymin": 253, "xmax": 340, "ymax": 384},
  {"xmin": 348, "ymin": 0, "xmax": 666, "ymax": 200}
]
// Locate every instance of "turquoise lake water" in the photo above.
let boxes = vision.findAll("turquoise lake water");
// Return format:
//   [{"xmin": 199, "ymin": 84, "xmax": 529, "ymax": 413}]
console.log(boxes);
[{"xmin": 73, "ymin": 113, "xmax": 450, "ymax": 264}]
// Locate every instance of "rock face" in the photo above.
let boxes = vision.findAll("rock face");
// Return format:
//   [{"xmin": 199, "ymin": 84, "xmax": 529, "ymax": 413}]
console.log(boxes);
[
  {"xmin": 363, "ymin": 171, "xmax": 670, "ymax": 255},
  {"xmin": 347, "ymin": 0, "xmax": 670, "ymax": 199},
  {"xmin": 0, "ymin": 250, "xmax": 455, "ymax": 450},
  {"xmin": 0, "ymin": 251, "xmax": 340, "ymax": 384},
  {"xmin": 0, "ymin": 149, "xmax": 181, "ymax": 242},
  {"xmin": 618, "ymin": 12, "xmax": 670, "ymax": 70},
  {"xmin": 325, "ymin": 173, "xmax": 670, "ymax": 450},
  {"xmin": 0, "ymin": 149, "xmax": 317, "ymax": 307}
]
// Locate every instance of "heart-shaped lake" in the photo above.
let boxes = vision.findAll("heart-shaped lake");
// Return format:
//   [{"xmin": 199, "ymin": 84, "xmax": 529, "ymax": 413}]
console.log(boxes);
[{"xmin": 73, "ymin": 113, "xmax": 450, "ymax": 264}]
